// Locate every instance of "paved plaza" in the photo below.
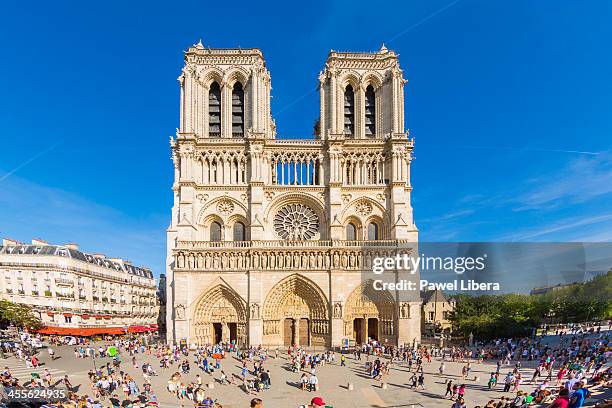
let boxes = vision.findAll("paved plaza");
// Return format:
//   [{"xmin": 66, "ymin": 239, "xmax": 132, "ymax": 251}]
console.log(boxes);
[{"xmin": 2, "ymin": 335, "xmax": 609, "ymax": 407}]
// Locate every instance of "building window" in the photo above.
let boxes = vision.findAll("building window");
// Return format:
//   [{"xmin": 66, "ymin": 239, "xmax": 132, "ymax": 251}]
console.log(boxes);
[
  {"xmin": 428, "ymin": 311, "xmax": 434, "ymax": 321},
  {"xmin": 208, "ymin": 81, "xmax": 221, "ymax": 137},
  {"xmin": 233, "ymin": 222, "xmax": 246, "ymax": 241},
  {"xmin": 346, "ymin": 223, "xmax": 357, "ymax": 241},
  {"xmin": 231, "ymin": 82, "xmax": 244, "ymax": 137},
  {"xmin": 343, "ymin": 84, "xmax": 355, "ymax": 136},
  {"xmin": 367, "ymin": 222, "xmax": 379, "ymax": 240},
  {"xmin": 64, "ymin": 315, "xmax": 72, "ymax": 323},
  {"xmin": 365, "ymin": 85, "xmax": 376, "ymax": 136},
  {"xmin": 210, "ymin": 221, "xmax": 222, "ymax": 242}
]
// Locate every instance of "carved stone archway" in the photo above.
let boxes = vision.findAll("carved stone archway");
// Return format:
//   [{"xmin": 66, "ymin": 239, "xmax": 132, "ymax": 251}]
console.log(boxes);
[
  {"xmin": 192, "ymin": 284, "xmax": 248, "ymax": 347},
  {"xmin": 344, "ymin": 280, "xmax": 396, "ymax": 344},
  {"xmin": 262, "ymin": 274, "xmax": 330, "ymax": 347}
]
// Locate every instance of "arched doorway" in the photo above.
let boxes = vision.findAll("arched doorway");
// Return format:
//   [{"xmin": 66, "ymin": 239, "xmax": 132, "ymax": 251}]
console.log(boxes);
[
  {"xmin": 262, "ymin": 274, "xmax": 330, "ymax": 347},
  {"xmin": 192, "ymin": 284, "xmax": 248, "ymax": 347},
  {"xmin": 344, "ymin": 280, "xmax": 396, "ymax": 345}
]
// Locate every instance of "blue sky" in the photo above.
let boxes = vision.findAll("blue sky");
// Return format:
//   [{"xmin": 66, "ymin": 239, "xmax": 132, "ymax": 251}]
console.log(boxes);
[{"xmin": 0, "ymin": 1, "xmax": 611, "ymax": 280}]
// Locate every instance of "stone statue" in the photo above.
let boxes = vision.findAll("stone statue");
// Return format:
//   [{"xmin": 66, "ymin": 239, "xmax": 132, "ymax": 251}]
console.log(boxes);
[
  {"xmin": 175, "ymin": 304, "xmax": 185, "ymax": 320},
  {"xmin": 400, "ymin": 303, "xmax": 409, "ymax": 319},
  {"xmin": 333, "ymin": 302, "xmax": 343, "ymax": 318},
  {"xmin": 250, "ymin": 303, "xmax": 260, "ymax": 319}
]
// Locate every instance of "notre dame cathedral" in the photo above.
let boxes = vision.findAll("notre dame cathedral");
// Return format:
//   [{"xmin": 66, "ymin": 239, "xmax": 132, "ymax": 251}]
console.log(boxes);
[{"xmin": 166, "ymin": 41, "xmax": 420, "ymax": 348}]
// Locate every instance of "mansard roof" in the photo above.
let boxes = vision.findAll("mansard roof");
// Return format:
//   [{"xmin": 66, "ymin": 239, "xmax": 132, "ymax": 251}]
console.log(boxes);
[{"xmin": 0, "ymin": 243, "xmax": 153, "ymax": 279}]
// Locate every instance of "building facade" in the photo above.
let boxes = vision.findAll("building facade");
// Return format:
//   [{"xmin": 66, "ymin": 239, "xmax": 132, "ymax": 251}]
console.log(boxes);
[
  {"xmin": 167, "ymin": 43, "xmax": 420, "ymax": 348},
  {"xmin": 421, "ymin": 290, "xmax": 455, "ymax": 335},
  {"xmin": 0, "ymin": 239, "xmax": 159, "ymax": 335}
]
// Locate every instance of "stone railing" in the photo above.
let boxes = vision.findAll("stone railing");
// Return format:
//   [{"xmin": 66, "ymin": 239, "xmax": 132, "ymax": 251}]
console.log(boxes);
[{"xmin": 176, "ymin": 239, "xmax": 412, "ymax": 250}]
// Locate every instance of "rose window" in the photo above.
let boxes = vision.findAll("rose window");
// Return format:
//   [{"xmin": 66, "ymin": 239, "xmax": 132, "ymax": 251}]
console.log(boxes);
[{"xmin": 274, "ymin": 204, "xmax": 319, "ymax": 240}]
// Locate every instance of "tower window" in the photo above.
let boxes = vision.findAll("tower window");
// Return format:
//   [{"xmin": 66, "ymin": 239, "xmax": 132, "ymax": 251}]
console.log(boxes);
[
  {"xmin": 365, "ymin": 85, "xmax": 376, "ymax": 137},
  {"xmin": 232, "ymin": 82, "xmax": 244, "ymax": 137},
  {"xmin": 367, "ymin": 222, "xmax": 379, "ymax": 240},
  {"xmin": 210, "ymin": 221, "xmax": 222, "ymax": 242},
  {"xmin": 346, "ymin": 223, "xmax": 357, "ymax": 241},
  {"xmin": 209, "ymin": 82, "xmax": 221, "ymax": 137},
  {"xmin": 344, "ymin": 85, "xmax": 355, "ymax": 137},
  {"xmin": 233, "ymin": 222, "xmax": 246, "ymax": 241}
]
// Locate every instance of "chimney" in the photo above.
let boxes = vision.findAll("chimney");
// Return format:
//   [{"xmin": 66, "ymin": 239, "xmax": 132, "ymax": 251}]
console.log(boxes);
[
  {"xmin": 93, "ymin": 254, "xmax": 106, "ymax": 259},
  {"xmin": 64, "ymin": 243, "xmax": 79, "ymax": 251},
  {"xmin": 32, "ymin": 238, "xmax": 48, "ymax": 246}
]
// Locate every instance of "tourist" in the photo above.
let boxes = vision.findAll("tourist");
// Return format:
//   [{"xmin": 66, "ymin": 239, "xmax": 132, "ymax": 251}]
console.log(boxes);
[{"xmin": 548, "ymin": 387, "xmax": 570, "ymax": 408}]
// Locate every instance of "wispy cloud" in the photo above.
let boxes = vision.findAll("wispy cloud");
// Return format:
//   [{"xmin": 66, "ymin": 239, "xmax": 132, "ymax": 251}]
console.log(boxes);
[
  {"xmin": 0, "ymin": 174, "xmax": 167, "ymax": 277},
  {"xmin": 515, "ymin": 152, "xmax": 612, "ymax": 211},
  {"xmin": 502, "ymin": 214, "xmax": 612, "ymax": 241}
]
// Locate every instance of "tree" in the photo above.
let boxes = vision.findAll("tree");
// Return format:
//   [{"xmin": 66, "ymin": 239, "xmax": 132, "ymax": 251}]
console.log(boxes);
[{"xmin": 0, "ymin": 300, "xmax": 42, "ymax": 330}]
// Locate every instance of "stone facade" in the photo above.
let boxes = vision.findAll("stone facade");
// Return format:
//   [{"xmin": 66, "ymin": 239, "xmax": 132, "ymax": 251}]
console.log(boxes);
[
  {"xmin": 0, "ymin": 239, "xmax": 159, "ymax": 332},
  {"xmin": 166, "ymin": 42, "xmax": 420, "ymax": 348},
  {"xmin": 421, "ymin": 290, "xmax": 455, "ymax": 335}
]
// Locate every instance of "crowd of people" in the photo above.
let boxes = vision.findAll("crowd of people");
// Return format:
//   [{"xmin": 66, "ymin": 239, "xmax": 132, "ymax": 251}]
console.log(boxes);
[{"xmin": 0, "ymin": 323, "xmax": 609, "ymax": 407}]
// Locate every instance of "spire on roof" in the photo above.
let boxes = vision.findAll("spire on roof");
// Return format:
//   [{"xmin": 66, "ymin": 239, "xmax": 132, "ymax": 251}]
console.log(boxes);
[
  {"xmin": 194, "ymin": 39, "xmax": 204, "ymax": 50},
  {"xmin": 379, "ymin": 43, "xmax": 388, "ymax": 53}
]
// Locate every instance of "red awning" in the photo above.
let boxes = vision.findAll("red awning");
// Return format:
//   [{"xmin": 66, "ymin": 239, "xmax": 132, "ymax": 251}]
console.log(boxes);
[
  {"xmin": 63, "ymin": 313, "xmax": 73, "ymax": 317},
  {"xmin": 36, "ymin": 326, "xmax": 125, "ymax": 336},
  {"xmin": 127, "ymin": 325, "xmax": 156, "ymax": 333},
  {"xmin": 46, "ymin": 312, "xmax": 54, "ymax": 316}
]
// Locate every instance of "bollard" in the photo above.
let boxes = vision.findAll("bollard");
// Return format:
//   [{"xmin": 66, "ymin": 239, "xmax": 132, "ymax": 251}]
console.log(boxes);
[
  {"xmin": 381, "ymin": 382, "xmax": 388, "ymax": 390},
  {"xmin": 208, "ymin": 382, "xmax": 215, "ymax": 389},
  {"xmin": 348, "ymin": 382, "xmax": 354, "ymax": 390},
  {"xmin": 474, "ymin": 376, "xmax": 480, "ymax": 382}
]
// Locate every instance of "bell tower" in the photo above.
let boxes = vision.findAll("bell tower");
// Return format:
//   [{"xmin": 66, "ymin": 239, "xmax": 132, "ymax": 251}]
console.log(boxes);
[
  {"xmin": 178, "ymin": 41, "xmax": 273, "ymax": 139},
  {"xmin": 318, "ymin": 44, "xmax": 406, "ymax": 140}
]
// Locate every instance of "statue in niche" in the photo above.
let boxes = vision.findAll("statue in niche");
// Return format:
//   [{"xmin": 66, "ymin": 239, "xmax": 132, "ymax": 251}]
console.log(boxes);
[
  {"xmin": 175, "ymin": 304, "xmax": 185, "ymax": 320},
  {"xmin": 205, "ymin": 253, "xmax": 211, "ymax": 269},
  {"xmin": 333, "ymin": 302, "xmax": 343, "ymax": 318},
  {"xmin": 253, "ymin": 252, "xmax": 259, "ymax": 268},
  {"xmin": 250, "ymin": 303, "xmax": 260, "ymax": 319},
  {"xmin": 277, "ymin": 253, "xmax": 284, "ymax": 268},
  {"xmin": 261, "ymin": 253, "xmax": 268, "ymax": 269},
  {"xmin": 400, "ymin": 303, "xmax": 409, "ymax": 319}
]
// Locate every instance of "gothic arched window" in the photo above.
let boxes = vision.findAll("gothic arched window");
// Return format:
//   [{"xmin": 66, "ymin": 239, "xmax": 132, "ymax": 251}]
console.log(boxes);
[
  {"xmin": 232, "ymin": 82, "xmax": 244, "ymax": 137},
  {"xmin": 346, "ymin": 223, "xmax": 357, "ymax": 241},
  {"xmin": 210, "ymin": 221, "xmax": 222, "ymax": 242},
  {"xmin": 367, "ymin": 222, "xmax": 379, "ymax": 240},
  {"xmin": 233, "ymin": 222, "xmax": 246, "ymax": 241},
  {"xmin": 344, "ymin": 84, "xmax": 355, "ymax": 137},
  {"xmin": 365, "ymin": 85, "xmax": 376, "ymax": 137},
  {"xmin": 209, "ymin": 82, "xmax": 221, "ymax": 137}
]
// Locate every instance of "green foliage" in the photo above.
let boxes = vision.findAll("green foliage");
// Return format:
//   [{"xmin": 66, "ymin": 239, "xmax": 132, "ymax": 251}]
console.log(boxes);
[
  {"xmin": 449, "ymin": 272, "xmax": 612, "ymax": 339},
  {"xmin": 0, "ymin": 300, "xmax": 42, "ymax": 330}
]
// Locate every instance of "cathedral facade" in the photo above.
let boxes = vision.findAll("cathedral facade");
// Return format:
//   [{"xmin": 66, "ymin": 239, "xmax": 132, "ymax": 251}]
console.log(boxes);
[{"xmin": 166, "ymin": 42, "xmax": 420, "ymax": 348}]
